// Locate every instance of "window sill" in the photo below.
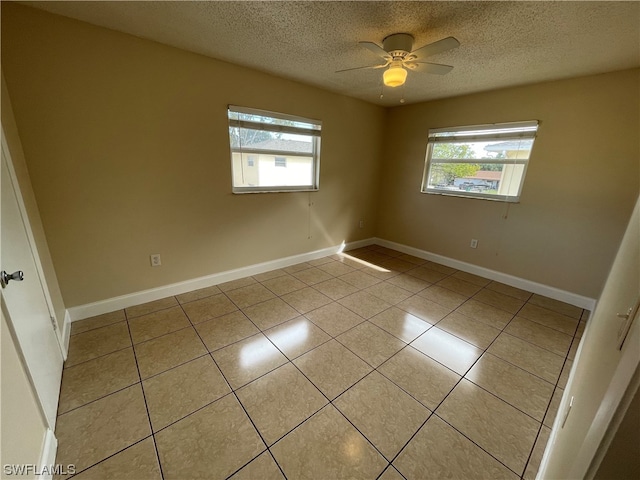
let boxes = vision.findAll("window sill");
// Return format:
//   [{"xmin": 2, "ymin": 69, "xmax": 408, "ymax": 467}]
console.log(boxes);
[
  {"xmin": 421, "ymin": 189, "xmax": 520, "ymax": 203},
  {"xmin": 232, "ymin": 187, "xmax": 319, "ymax": 194}
]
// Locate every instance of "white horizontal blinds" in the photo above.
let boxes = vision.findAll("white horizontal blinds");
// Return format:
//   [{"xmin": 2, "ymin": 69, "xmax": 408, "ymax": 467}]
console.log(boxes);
[
  {"xmin": 229, "ymin": 120, "xmax": 320, "ymax": 137},
  {"xmin": 428, "ymin": 121, "xmax": 538, "ymax": 143},
  {"xmin": 428, "ymin": 121, "xmax": 538, "ymax": 164},
  {"xmin": 228, "ymin": 105, "xmax": 322, "ymax": 138}
]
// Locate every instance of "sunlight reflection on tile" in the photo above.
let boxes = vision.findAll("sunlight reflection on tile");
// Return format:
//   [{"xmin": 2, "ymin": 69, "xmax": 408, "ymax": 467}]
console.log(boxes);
[
  {"xmin": 411, "ymin": 328, "xmax": 482, "ymax": 375},
  {"xmin": 370, "ymin": 307, "xmax": 430, "ymax": 343},
  {"xmin": 340, "ymin": 253, "xmax": 391, "ymax": 273},
  {"xmin": 264, "ymin": 317, "xmax": 331, "ymax": 359},
  {"xmin": 240, "ymin": 336, "xmax": 285, "ymax": 369},
  {"xmin": 264, "ymin": 317, "xmax": 331, "ymax": 360},
  {"xmin": 268, "ymin": 320, "xmax": 309, "ymax": 347},
  {"xmin": 401, "ymin": 317, "xmax": 425, "ymax": 340},
  {"xmin": 343, "ymin": 431, "xmax": 365, "ymax": 459}
]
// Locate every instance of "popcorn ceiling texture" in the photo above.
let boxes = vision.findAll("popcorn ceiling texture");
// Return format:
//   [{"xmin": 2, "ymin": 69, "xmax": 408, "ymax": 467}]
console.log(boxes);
[{"xmin": 17, "ymin": 1, "xmax": 640, "ymax": 106}]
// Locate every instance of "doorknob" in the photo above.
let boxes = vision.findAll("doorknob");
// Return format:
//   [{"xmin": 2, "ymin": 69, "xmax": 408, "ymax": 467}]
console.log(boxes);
[{"xmin": 0, "ymin": 270, "xmax": 24, "ymax": 288}]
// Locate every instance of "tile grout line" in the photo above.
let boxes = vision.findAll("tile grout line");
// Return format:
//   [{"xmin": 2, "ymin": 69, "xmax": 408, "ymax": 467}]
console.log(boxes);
[
  {"xmin": 432, "ymin": 413, "xmax": 525, "ymax": 478},
  {"xmin": 57, "ymin": 379, "xmax": 142, "ymax": 417},
  {"xmin": 318, "ymin": 251, "xmax": 462, "ymax": 472},
  {"xmin": 405, "ymin": 296, "xmax": 534, "ymax": 477},
  {"xmin": 287, "ymin": 326, "xmax": 438, "ymax": 473},
  {"xmin": 374, "ymin": 343, "xmax": 451, "ymax": 406},
  {"xmin": 61, "ymin": 436, "xmax": 156, "ymax": 479},
  {"xmin": 452, "ymin": 293, "xmax": 571, "ymax": 379},
  {"xmin": 376, "ymin": 464, "xmax": 408, "ymax": 480},
  {"xmin": 62, "ymin": 341, "xmax": 132, "ymax": 371},
  {"xmin": 521, "ymin": 423, "xmax": 546, "ymax": 480},
  {"xmin": 453, "ymin": 298, "xmax": 581, "ymax": 477},
  {"xmin": 520, "ymin": 352, "xmax": 575, "ymax": 477},
  {"xmin": 285, "ymin": 276, "xmax": 549, "ymax": 430},
  {"xmin": 125, "ymin": 302, "xmax": 180, "ymax": 320},
  {"xmin": 258, "ymin": 321, "xmax": 395, "ymax": 475},
  {"xmin": 123, "ymin": 306, "xmax": 167, "ymax": 480},
  {"xmin": 61, "ymin": 307, "xmax": 173, "ymax": 478},
  {"xmin": 179, "ymin": 299, "xmax": 291, "ymax": 480},
  {"xmin": 204, "ymin": 283, "xmax": 335, "ymax": 383},
  {"xmin": 519, "ymin": 307, "xmax": 585, "ymax": 479},
  {"xmin": 380, "ymin": 353, "xmax": 519, "ymax": 475},
  {"xmin": 68, "ymin": 316, "xmax": 126, "ymax": 337},
  {"xmin": 431, "ymin": 293, "xmax": 546, "ymax": 474},
  {"xmin": 331, "ymin": 248, "xmax": 580, "ymax": 477}
]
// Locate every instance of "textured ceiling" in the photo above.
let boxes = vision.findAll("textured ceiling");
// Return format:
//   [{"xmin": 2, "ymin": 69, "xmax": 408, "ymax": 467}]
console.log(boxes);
[{"xmin": 21, "ymin": 1, "xmax": 640, "ymax": 106}]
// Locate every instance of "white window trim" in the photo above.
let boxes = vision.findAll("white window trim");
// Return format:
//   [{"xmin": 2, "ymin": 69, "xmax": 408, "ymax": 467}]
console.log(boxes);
[
  {"xmin": 421, "ymin": 120, "xmax": 538, "ymax": 203},
  {"xmin": 228, "ymin": 105, "xmax": 321, "ymax": 194}
]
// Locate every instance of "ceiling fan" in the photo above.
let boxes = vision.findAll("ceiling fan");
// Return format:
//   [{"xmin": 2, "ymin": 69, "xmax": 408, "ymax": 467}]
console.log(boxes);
[{"xmin": 338, "ymin": 33, "xmax": 460, "ymax": 88}]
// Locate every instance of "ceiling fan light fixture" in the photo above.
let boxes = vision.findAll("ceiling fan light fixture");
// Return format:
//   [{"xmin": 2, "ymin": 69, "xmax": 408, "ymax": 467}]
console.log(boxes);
[{"xmin": 383, "ymin": 64, "xmax": 407, "ymax": 87}]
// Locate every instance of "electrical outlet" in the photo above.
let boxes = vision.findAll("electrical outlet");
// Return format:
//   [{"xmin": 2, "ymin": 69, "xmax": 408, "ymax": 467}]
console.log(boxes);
[
  {"xmin": 470, "ymin": 239, "xmax": 478, "ymax": 249},
  {"xmin": 150, "ymin": 254, "xmax": 162, "ymax": 267},
  {"xmin": 359, "ymin": 219, "xmax": 364, "ymax": 229}
]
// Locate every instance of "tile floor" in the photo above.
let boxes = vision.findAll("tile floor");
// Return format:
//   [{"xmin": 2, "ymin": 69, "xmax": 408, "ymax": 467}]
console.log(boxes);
[{"xmin": 55, "ymin": 245, "xmax": 589, "ymax": 480}]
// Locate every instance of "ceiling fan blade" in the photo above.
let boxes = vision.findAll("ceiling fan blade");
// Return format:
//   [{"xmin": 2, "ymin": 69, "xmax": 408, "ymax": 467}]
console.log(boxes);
[
  {"xmin": 405, "ymin": 62, "xmax": 454, "ymax": 75},
  {"xmin": 358, "ymin": 41, "xmax": 392, "ymax": 59},
  {"xmin": 410, "ymin": 36, "xmax": 460, "ymax": 59},
  {"xmin": 335, "ymin": 63, "xmax": 388, "ymax": 73}
]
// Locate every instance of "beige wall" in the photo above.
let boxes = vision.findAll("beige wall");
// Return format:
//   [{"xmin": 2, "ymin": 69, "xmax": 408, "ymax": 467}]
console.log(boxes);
[
  {"xmin": 0, "ymin": 308, "xmax": 47, "ymax": 479},
  {"xmin": 1, "ymin": 4, "xmax": 385, "ymax": 307},
  {"xmin": 377, "ymin": 69, "xmax": 639, "ymax": 298},
  {"xmin": 1, "ymin": 73, "xmax": 66, "ymax": 330}
]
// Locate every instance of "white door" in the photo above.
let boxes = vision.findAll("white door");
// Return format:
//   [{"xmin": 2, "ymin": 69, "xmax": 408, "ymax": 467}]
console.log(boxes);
[
  {"xmin": 539, "ymin": 196, "xmax": 640, "ymax": 478},
  {"xmin": 1, "ymin": 142, "xmax": 63, "ymax": 429}
]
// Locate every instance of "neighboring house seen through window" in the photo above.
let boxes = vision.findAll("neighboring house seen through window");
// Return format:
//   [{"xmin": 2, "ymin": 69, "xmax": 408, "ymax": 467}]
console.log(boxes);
[
  {"xmin": 421, "ymin": 121, "xmax": 539, "ymax": 202},
  {"xmin": 228, "ymin": 106, "xmax": 321, "ymax": 193}
]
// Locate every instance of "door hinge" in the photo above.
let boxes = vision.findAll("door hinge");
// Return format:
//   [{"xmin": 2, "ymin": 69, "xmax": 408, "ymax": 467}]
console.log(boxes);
[{"xmin": 50, "ymin": 316, "xmax": 57, "ymax": 331}]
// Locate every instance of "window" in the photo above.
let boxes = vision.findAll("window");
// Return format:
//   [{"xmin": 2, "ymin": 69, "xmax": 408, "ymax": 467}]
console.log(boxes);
[
  {"xmin": 421, "ymin": 121, "xmax": 538, "ymax": 202},
  {"xmin": 228, "ymin": 105, "xmax": 321, "ymax": 193}
]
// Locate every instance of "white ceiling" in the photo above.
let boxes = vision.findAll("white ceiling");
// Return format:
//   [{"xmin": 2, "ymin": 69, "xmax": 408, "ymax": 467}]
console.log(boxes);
[{"xmin": 22, "ymin": 1, "xmax": 640, "ymax": 106}]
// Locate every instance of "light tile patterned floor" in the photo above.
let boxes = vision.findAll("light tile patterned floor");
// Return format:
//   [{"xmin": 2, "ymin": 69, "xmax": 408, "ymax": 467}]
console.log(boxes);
[{"xmin": 56, "ymin": 245, "xmax": 589, "ymax": 479}]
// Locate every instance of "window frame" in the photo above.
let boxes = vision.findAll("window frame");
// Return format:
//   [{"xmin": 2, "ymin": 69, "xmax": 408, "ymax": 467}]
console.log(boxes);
[
  {"xmin": 420, "ymin": 121, "xmax": 539, "ymax": 203},
  {"xmin": 228, "ymin": 105, "xmax": 322, "ymax": 194}
]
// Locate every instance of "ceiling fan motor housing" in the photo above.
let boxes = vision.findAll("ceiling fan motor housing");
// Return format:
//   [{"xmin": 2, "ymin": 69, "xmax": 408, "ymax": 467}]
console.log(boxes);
[{"xmin": 383, "ymin": 33, "xmax": 414, "ymax": 58}]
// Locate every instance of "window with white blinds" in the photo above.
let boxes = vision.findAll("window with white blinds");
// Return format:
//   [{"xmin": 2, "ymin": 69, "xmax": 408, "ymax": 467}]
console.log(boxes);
[
  {"xmin": 228, "ymin": 106, "xmax": 321, "ymax": 193},
  {"xmin": 421, "ymin": 121, "xmax": 539, "ymax": 202}
]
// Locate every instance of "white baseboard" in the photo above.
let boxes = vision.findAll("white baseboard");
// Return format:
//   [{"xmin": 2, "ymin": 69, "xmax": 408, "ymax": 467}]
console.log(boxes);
[
  {"xmin": 68, "ymin": 239, "xmax": 375, "ymax": 321},
  {"xmin": 67, "ymin": 236, "xmax": 595, "ymax": 322},
  {"xmin": 373, "ymin": 237, "xmax": 597, "ymax": 311},
  {"xmin": 37, "ymin": 428, "xmax": 57, "ymax": 480}
]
